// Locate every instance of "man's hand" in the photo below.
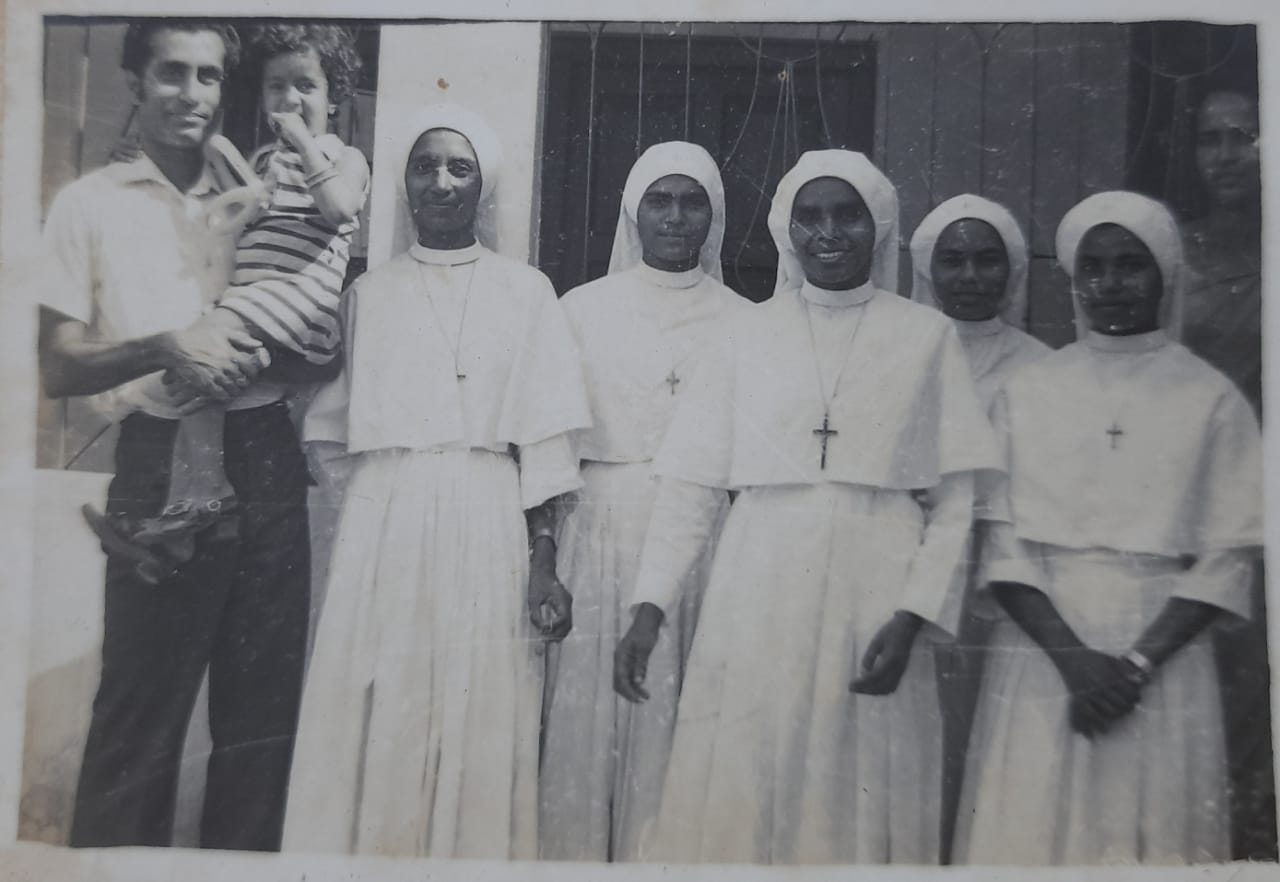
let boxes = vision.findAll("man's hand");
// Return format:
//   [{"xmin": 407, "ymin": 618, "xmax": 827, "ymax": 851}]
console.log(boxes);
[{"xmin": 162, "ymin": 309, "xmax": 268, "ymax": 400}]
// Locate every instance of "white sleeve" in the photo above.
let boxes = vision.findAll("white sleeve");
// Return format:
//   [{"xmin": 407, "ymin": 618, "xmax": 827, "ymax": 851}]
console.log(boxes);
[
  {"xmin": 301, "ymin": 284, "xmax": 357, "ymax": 447},
  {"xmin": 629, "ymin": 476, "xmax": 725, "ymax": 621},
  {"xmin": 1173, "ymin": 548, "xmax": 1256, "ymax": 624},
  {"xmin": 37, "ymin": 183, "xmax": 96, "ymax": 323},
  {"xmin": 899, "ymin": 471, "xmax": 974, "ymax": 639},
  {"xmin": 517, "ymin": 433, "xmax": 582, "ymax": 511},
  {"xmin": 973, "ymin": 520, "xmax": 1051, "ymax": 620}
]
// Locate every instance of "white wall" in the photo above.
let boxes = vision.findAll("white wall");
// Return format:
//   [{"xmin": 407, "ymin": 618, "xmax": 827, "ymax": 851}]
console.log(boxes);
[{"xmin": 366, "ymin": 22, "xmax": 547, "ymax": 267}]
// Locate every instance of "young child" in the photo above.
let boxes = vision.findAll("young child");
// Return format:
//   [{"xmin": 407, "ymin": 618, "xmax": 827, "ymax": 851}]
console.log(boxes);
[{"xmin": 85, "ymin": 24, "xmax": 370, "ymax": 582}]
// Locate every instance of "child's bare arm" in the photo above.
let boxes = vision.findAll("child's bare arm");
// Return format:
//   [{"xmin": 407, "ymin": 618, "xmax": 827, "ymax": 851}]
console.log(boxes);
[
  {"xmin": 273, "ymin": 113, "xmax": 369, "ymax": 226},
  {"xmin": 307, "ymin": 146, "xmax": 370, "ymax": 226}
]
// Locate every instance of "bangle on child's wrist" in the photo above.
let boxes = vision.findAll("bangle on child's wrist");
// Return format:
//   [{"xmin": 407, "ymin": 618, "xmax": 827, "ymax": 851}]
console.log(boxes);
[{"xmin": 304, "ymin": 162, "xmax": 339, "ymax": 189}]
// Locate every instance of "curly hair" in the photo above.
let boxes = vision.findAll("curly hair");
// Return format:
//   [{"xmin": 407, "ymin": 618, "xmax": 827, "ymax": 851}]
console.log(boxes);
[
  {"xmin": 121, "ymin": 21, "xmax": 241, "ymax": 77},
  {"xmin": 245, "ymin": 24, "xmax": 363, "ymax": 104}
]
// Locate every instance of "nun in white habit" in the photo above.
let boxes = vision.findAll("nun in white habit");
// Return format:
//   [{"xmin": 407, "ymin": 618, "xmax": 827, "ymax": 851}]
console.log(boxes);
[
  {"xmin": 539, "ymin": 141, "xmax": 743, "ymax": 862},
  {"xmin": 955, "ymin": 192, "xmax": 1263, "ymax": 865},
  {"xmin": 909, "ymin": 194, "xmax": 1051, "ymax": 410},
  {"xmin": 614, "ymin": 150, "xmax": 999, "ymax": 864},
  {"xmin": 283, "ymin": 104, "xmax": 591, "ymax": 859},
  {"xmin": 908, "ymin": 194, "xmax": 1052, "ymax": 859}
]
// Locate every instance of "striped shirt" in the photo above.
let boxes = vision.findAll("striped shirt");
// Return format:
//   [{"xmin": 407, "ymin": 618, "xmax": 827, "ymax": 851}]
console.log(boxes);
[{"xmin": 219, "ymin": 134, "xmax": 365, "ymax": 364}]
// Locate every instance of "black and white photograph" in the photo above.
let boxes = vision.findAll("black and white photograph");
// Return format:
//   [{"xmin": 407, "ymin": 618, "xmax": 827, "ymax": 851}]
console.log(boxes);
[{"xmin": 0, "ymin": 2, "xmax": 1277, "ymax": 878}]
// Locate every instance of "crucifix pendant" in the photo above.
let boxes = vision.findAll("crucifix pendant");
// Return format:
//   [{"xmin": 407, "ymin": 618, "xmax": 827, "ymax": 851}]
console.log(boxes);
[
  {"xmin": 813, "ymin": 411, "xmax": 838, "ymax": 470},
  {"xmin": 665, "ymin": 370, "xmax": 680, "ymax": 395},
  {"xmin": 1106, "ymin": 422, "xmax": 1124, "ymax": 449}
]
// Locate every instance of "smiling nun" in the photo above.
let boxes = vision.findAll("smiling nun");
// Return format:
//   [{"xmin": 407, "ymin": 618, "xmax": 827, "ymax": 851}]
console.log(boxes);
[
  {"xmin": 283, "ymin": 103, "xmax": 591, "ymax": 859},
  {"xmin": 954, "ymin": 191, "xmax": 1263, "ymax": 865},
  {"xmin": 538, "ymin": 141, "xmax": 746, "ymax": 862},
  {"xmin": 612, "ymin": 150, "xmax": 998, "ymax": 864}
]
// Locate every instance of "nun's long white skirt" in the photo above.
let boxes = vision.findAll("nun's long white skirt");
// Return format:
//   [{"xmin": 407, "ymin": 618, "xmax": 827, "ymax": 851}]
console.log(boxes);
[
  {"xmin": 641, "ymin": 483, "xmax": 943, "ymax": 865},
  {"xmin": 283, "ymin": 448, "xmax": 541, "ymax": 859},
  {"xmin": 539, "ymin": 461, "xmax": 726, "ymax": 861},
  {"xmin": 955, "ymin": 547, "xmax": 1229, "ymax": 865}
]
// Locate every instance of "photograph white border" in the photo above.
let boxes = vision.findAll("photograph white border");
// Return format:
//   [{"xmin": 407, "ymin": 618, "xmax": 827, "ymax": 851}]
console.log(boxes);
[{"xmin": 3, "ymin": 1, "xmax": 1278, "ymax": 879}]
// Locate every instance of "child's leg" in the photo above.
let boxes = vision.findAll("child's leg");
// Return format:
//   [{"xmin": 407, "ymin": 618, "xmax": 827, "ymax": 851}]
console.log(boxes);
[
  {"xmin": 82, "ymin": 404, "xmax": 238, "ymax": 584},
  {"xmin": 164, "ymin": 403, "xmax": 235, "ymax": 512},
  {"xmin": 132, "ymin": 403, "xmax": 239, "ymax": 551}
]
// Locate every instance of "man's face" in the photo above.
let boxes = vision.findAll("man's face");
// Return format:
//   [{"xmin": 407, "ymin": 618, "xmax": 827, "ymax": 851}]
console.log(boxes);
[
  {"xmin": 127, "ymin": 29, "xmax": 227, "ymax": 152},
  {"xmin": 1195, "ymin": 91, "xmax": 1260, "ymax": 209}
]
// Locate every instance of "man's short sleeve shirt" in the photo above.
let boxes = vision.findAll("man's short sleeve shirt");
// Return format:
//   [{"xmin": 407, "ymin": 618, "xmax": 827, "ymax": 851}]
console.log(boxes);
[{"xmin": 39, "ymin": 155, "xmax": 283, "ymax": 417}]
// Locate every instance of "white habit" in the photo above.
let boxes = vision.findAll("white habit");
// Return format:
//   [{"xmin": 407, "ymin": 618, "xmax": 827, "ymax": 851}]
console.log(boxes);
[
  {"xmin": 908, "ymin": 193, "xmax": 1052, "ymax": 859},
  {"xmin": 539, "ymin": 263, "xmax": 739, "ymax": 861},
  {"xmin": 955, "ymin": 192, "xmax": 1263, "ymax": 865},
  {"xmin": 539, "ymin": 139, "xmax": 739, "ymax": 861},
  {"xmin": 283, "ymin": 241, "xmax": 590, "ymax": 859},
  {"xmin": 630, "ymin": 277, "xmax": 998, "ymax": 864}
]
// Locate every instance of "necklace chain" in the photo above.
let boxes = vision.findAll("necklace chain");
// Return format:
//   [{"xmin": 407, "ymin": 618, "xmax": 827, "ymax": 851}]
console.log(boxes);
[
  {"xmin": 1089, "ymin": 348, "xmax": 1159, "ymax": 451},
  {"xmin": 802, "ymin": 299, "xmax": 866, "ymax": 413},
  {"xmin": 417, "ymin": 260, "xmax": 478, "ymax": 381},
  {"xmin": 801, "ymin": 297, "xmax": 867, "ymax": 470}
]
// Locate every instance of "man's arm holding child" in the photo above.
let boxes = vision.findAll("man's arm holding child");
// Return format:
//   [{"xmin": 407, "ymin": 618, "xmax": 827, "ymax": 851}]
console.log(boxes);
[{"xmin": 39, "ymin": 305, "xmax": 264, "ymax": 402}]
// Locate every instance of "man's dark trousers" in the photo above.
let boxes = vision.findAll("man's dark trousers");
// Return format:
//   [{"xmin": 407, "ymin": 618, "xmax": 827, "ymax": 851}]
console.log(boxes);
[{"xmin": 69, "ymin": 401, "xmax": 310, "ymax": 851}]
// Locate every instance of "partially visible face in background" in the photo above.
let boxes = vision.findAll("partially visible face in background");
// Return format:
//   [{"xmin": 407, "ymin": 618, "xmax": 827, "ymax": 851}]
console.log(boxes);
[{"xmin": 1195, "ymin": 91, "xmax": 1260, "ymax": 210}]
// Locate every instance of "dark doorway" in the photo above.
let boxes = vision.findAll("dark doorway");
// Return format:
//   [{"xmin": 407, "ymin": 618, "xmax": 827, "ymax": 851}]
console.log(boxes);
[{"xmin": 539, "ymin": 24, "xmax": 877, "ymax": 301}]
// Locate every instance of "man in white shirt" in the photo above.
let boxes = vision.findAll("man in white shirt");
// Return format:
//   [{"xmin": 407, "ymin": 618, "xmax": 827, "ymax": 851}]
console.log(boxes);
[{"xmin": 37, "ymin": 21, "xmax": 324, "ymax": 851}]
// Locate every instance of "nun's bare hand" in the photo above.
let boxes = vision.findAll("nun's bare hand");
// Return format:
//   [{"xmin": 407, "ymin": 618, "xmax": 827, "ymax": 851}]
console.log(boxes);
[
  {"xmin": 851, "ymin": 611, "xmax": 924, "ymax": 695},
  {"xmin": 1057, "ymin": 649, "xmax": 1142, "ymax": 738},
  {"xmin": 528, "ymin": 563, "xmax": 572, "ymax": 642},
  {"xmin": 614, "ymin": 603, "xmax": 663, "ymax": 703}
]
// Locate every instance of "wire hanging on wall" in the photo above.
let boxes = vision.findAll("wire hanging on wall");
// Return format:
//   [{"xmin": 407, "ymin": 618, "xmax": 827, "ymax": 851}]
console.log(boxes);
[
  {"xmin": 812, "ymin": 24, "xmax": 851, "ymax": 149},
  {"xmin": 683, "ymin": 22, "xmax": 693, "ymax": 141},
  {"xmin": 635, "ymin": 22, "xmax": 645, "ymax": 157},
  {"xmin": 729, "ymin": 43, "xmax": 788, "ymax": 294},
  {"xmin": 1124, "ymin": 23, "xmax": 1248, "ymax": 205},
  {"xmin": 719, "ymin": 32, "xmax": 764, "ymax": 171},
  {"xmin": 961, "ymin": 23, "xmax": 1010, "ymax": 189},
  {"xmin": 580, "ymin": 21, "xmax": 605, "ymax": 280},
  {"xmin": 724, "ymin": 23, "xmax": 855, "ymax": 294}
]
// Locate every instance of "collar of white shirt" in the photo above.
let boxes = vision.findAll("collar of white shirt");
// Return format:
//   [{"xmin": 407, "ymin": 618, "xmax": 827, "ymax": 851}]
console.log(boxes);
[{"xmin": 103, "ymin": 153, "xmax": 219, "ymax": 198}]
